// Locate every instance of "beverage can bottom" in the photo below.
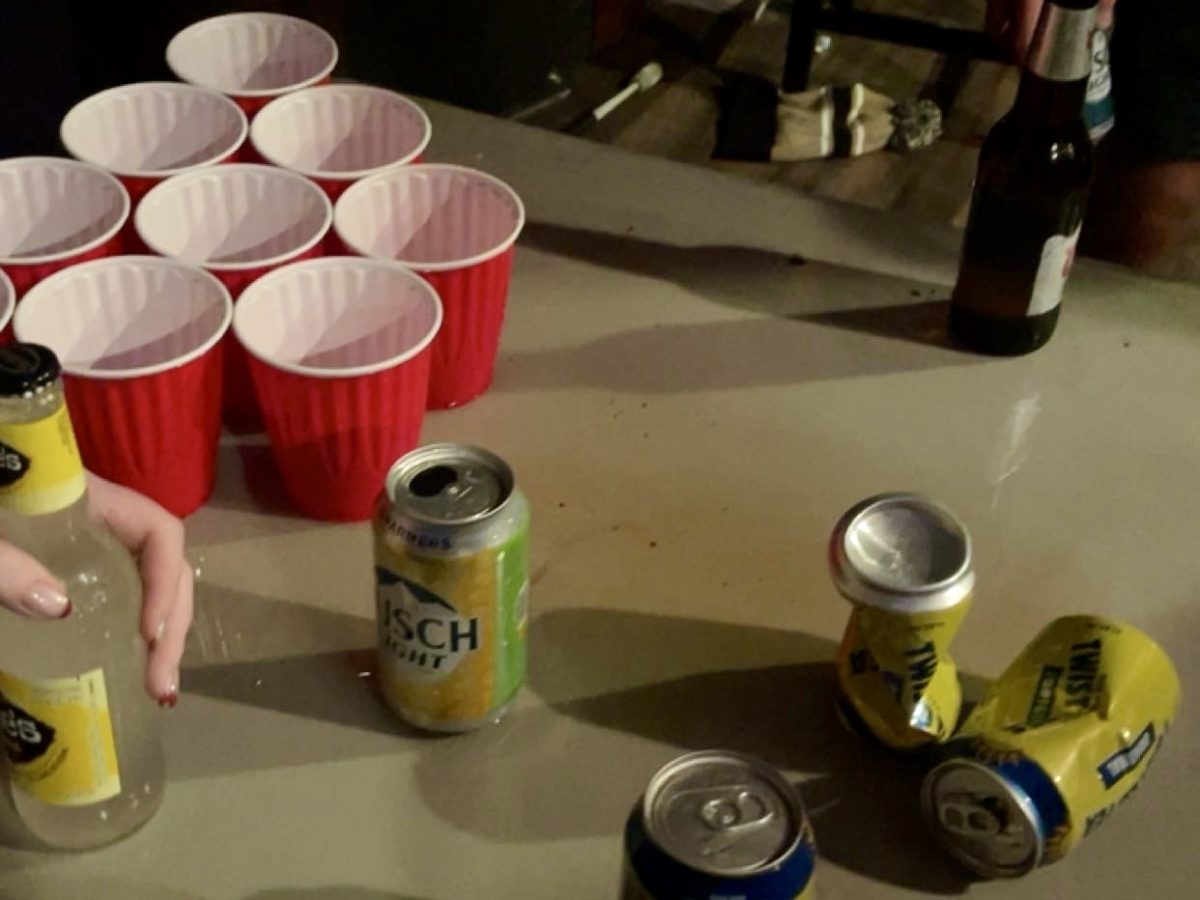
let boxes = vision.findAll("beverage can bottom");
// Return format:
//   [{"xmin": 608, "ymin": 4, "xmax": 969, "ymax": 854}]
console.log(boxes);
[{"xmin": 381, "ymin": 694, "xmax": 516, "ymax": 733}]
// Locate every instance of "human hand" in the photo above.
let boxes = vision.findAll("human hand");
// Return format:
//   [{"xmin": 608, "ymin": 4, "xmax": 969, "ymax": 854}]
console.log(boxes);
[
  {"xmin": 0, "ymin": 473, "xmax": 193, "ymax": 706},
  {"xmin": 986, "ymin": 0, "xmax": 1117, "ymax": 62}
]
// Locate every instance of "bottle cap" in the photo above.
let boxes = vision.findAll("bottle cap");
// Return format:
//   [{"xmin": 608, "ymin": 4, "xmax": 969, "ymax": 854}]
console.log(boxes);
[{"xmin": 0, "ymin": 343, "xmax": 62, "ymax": 397}]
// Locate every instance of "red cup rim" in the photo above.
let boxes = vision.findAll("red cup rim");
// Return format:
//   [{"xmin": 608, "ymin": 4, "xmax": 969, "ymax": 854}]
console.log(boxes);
[
  {"xmin": 0, "ymin": 158, "xmax": 130, "ymax": 267},
  {"xmin": 60, "ymin": 82, "xmax": 249, "ymax": 180},
  {"xmin": 134, "ymin": 163, "xmax": 333, "ymax": 272},
  {"xmin": 334, "ymin": 163, "xmax": 525, "ymax": 273},
  {"xmin": 166, "ymin": 12, "xmax": 339, "ymax": 100},
  {"xmin": 250, "ymin": 84, "xmax": 431, "ymax": 181},
  {"xmin": 13, "ymin": 256, "xmax": 234, "ymax": 380},
  {"xmin": 233, "ymin": 256, "xmax": 443, "ymax": 379}
]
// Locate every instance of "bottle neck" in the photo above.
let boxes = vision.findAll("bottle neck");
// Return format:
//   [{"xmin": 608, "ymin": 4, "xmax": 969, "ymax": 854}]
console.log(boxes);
[{"xmin": 1015, "ymin": 1, "xmax": 1095, "ymax": 125}]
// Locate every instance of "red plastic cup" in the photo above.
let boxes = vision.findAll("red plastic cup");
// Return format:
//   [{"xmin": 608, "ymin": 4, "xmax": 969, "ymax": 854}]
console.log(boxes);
[
  {"xmin": 60, "ymin": 82, "xmax": 248, "ymax": 208},
  {"xmin": 250, "ymin": 85, "xmax": 431, "ymax": 200},
  {"xmin": 233, "ymin": 258, "xmax": 442, "ymax": 521},
  {"xmin": 0, "ymin": 158, "xmax": 129, "ymax": 298},
  {"xmin": 14, "ymin": 257, "xmax": 232, "ymax": 517},
  {"xmin": 134, "ymin": 164, "xmax": 332, "ymax": 430},
  {"xmin": 334, "ymin": 165, "xmax": 524, "ymax": 409},
  {"xmin": 0, "ymin": 270, "xmax": 14, "ymax": 344},
  {"xmin": 166, "ymin": 13, "xmax": 338, "ymax": 118}
]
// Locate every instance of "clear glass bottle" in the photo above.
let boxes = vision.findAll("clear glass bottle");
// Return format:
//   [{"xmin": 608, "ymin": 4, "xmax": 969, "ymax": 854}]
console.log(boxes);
[{"xmin": 0, "ymin": 344, "xmax": 164, "ymax": 849}]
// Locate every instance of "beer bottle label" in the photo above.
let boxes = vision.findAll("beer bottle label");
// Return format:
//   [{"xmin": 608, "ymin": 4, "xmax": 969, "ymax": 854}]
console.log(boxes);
[
  {"xmin": 1028, "ymin": 226, "xmax": 1081, "ymax": 316},
  {"xmin": 0, "ymin": 405, "xmax": 87, "ymax": 515},
  {"xmin": 0, "ymin": 667, "xmax": 121, "ymax": 806}
]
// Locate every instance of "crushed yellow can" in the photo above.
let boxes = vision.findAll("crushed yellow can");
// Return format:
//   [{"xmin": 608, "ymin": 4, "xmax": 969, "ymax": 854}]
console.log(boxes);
[
  {"xmin": 922, "ymin": 615, "xmax": 1180, "ymax": 877},
  {"xmin": 829, "ymin": 493, "xmax": 975, "ymax": 750}
]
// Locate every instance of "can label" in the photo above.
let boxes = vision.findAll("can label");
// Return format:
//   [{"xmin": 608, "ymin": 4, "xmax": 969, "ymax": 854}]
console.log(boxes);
[
  {"xmin": 836, "ymin": 598, "xmax": 970, "ymax": 749},
  {"xmin": 1028, "ymin": 226, "xmax": 1080, "ymax": 317},
  {"xmin": 0, "ymin": 667, "xmax": 121, "ymax": 806},
  {"xmin": 948, "ymin": 616, "xmax": 1179, "ymax": 863},
  {"xmin": 0, "ymin": 405, "xmax": 87, "ymax": 515},
  {"xmin": 375, "ymin": 514, "xmax": 528, "ymax": 728},
  {"xmin": 1084, "ymin": 28, "xmax": 1115, "ymax": 140}
]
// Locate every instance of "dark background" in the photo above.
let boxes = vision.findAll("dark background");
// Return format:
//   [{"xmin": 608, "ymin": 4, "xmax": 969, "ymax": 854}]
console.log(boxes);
[{"xmin": 0, "ymin": 0, "xmax": 643, "ymax": 157}]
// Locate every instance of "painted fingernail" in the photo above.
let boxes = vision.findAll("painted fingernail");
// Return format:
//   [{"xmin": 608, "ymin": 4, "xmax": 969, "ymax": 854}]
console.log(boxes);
[
  {"xmin": 158, "ymin": 691, "xmax": 178, "ymax": 710},
  {"xmin": 24, "ymin": 583, "xmax": 70, "ymax": 619}
]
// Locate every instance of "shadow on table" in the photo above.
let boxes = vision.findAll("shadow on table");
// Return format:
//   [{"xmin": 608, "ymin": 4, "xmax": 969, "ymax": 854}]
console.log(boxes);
[
  {"xmin": 412, "ymin": 608, "xmax": 977, "ymax": 896},
  {"xmin": 172, "ymin": 582, "xmax": 424, "ymax": 779},
  {"xmin": 499, "ymin": 223, "xmax": 974, "ymax": 394},
  {"xmin": 244, "ymin": 889, "xmax": 434, "ymax": 900},
  {"xmin": 188, "ymin": 442, "xmax": 316, "ymax": 547}
]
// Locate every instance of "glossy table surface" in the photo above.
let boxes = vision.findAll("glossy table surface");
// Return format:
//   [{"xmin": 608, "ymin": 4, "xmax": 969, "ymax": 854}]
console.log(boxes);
[{"xmin": 1, "ymin": 100, "xmax": 1198, "ymax": 900}]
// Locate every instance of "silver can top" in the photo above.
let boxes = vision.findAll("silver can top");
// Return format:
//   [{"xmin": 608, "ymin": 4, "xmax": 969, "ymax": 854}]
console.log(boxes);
[
  {"xmin": 386, "ymin": 443, "xmax": 514, "ymax": 525},
  {"xmin": 829, "ymin": 493, "xmax": 974, "ymax": 613},
  {"xmin": 921, "ymin": 758, "xmax": 1043, "ymax": 878},
  {"xmin": 643, "ymin": 750, "xmax": 804, "ymax": 876}
]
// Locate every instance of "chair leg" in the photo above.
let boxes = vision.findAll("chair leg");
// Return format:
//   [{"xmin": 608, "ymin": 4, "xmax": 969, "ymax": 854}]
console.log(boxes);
[{"xmin": 783, "ymin": 0, "xmax": 823, "ymax": 92}]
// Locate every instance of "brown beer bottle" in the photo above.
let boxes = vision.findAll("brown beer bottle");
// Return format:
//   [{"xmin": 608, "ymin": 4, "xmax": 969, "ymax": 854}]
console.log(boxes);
[{"xmin": 949, "ymin": 0, "xmax": 1096, "ymax": 356}]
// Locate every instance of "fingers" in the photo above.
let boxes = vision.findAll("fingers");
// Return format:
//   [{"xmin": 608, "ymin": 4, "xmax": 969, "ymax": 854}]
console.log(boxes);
[
  {"xmin": 87, "ymin": 474, "xmax": 186, "ymax": 646},
  {"xmin": 0, "ymin": 542, "xmax": 71, "ymax": 619},
  {"xmin": 146, "ymin": 564, "xmax": 193, "ymax": 706}
]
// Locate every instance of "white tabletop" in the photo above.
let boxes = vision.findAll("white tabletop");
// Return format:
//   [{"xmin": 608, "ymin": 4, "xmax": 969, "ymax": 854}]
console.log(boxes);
[{"xmin": 1, "ymin": 99, "xmax": 1197, "ymax": 900}]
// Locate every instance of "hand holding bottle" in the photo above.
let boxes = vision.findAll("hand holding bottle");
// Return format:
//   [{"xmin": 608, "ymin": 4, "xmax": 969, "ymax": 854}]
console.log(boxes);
[{"xmin": 0, "ymin": 472, "xmax": 192, "ymax": 706}]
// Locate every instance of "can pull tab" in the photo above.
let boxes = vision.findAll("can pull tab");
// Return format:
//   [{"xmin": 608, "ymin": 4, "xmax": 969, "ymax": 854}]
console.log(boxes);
[
  {"xmin": 684, "ymin": 785, "xmax": 776, "ymax": 857},
  {"xmin": 938, "ymin": 792, "xmax": 1019, "ymax": 843}
]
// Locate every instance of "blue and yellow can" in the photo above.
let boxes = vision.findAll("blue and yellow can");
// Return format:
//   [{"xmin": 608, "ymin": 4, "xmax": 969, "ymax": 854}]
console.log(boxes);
[
  {"xmin": 622, "ymin": 751, "xmax": 816, "ymax": 900},
  {"xmin": 922, "ymin": 615, "xmax": 1180, "ymax": 877}
]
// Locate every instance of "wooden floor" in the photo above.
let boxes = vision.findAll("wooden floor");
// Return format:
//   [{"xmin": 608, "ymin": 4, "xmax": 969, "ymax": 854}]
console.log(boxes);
[{"xmin": 529, "ymin": 0, "xmax": 1200, "ymax": 282}]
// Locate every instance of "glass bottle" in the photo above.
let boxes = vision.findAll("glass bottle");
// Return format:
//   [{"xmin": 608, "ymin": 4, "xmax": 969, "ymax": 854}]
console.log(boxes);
[{"xmin": 0, "ymin": 343, "xmax": 164, "ymax": 849}]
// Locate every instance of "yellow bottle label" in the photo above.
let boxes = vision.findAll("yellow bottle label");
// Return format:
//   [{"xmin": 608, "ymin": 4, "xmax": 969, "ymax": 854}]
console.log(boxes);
[
  {"xmin": 836, "ymin": 597, "xmax": 971, "ymax": 750},
  {"xmin": 0, "ymin": 667, "xmax": 121, "ymax": 806},
  {"xmin": 0, "ymin": 404, "xmax": 87, "ymax": 515}
]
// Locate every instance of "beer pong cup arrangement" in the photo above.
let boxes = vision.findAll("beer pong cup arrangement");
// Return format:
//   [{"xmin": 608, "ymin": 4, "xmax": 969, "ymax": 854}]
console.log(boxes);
[
  {"xmin": 334, "ymin": 165, "xmax": 525, "ymax": 409},
  {"xmin": 233, "ymin": 258, "xmax": 443, "ymax": 522},
  {"xmin": 0, "ymin": 270, "xmax": 14, "ymax": 343},
  {"xmin": 0, "ymin": 158, "xmax": 129, "ymax": 298},
  {"xmin": 250, "ymin": 85, "xmax": 431, "ymax": 199},
  {"xmin": 60, "ymin": 83, "xmax": 248, "ymax": 208},
  {"xmin": 14, "ymin": 257, "xmax": 232, "ymax": 517},
  {"xmin": 134, "ymin": 163, "xmax": 332, "ymax": 428},
  {"xmin": 166, "ymin": 13, "xmax": 338, "ymax": 117}
]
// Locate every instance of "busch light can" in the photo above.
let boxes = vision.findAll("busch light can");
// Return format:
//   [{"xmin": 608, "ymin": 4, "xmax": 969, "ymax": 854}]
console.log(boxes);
[
  {"xmin": 374, "ymin": 443, "xmax": 529, "ymax": 731},
  {"xmin": 622, "ymin": 751, "xmax": 817, "ymax": 899},
  {"xmin": 922, "ymin": 615, "xmax": 1180, "ymax": 877}
]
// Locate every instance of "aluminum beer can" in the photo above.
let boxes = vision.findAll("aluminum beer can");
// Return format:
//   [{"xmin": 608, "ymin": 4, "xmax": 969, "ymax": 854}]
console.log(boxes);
[
  {"xmin": 829, "ymin": 493, "xmax": 975, "ymax": 750},
  {"xmin": 922, "ymin": 615, "xmax": 1180, "ymax": 877},
  {"xmin": 622, "ymin": 751, "xmax": 816, "ymax": 900},
  {"xmin": 374, "ymin": 443, "xmax": 529, "ymax": 731}
]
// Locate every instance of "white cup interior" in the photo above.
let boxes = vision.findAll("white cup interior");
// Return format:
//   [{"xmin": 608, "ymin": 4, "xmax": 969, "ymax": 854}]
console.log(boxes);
[
  {"xmin": 234, "ymin": 259, "xmax": 442, "ymax": 377},
  {"xmin": 135, "ymin": 165, "xmax": 331, "ymax": 267},
  {"xmin": 335, "ymin": 165, "xmax": 524, "ymax": 270},
  {"xmin": 13, "ymin": 257, "xmax": 232, "ymax": 378},
  {"xmin": 0, "ymin": 159, "xmax": 128, "ymax": 262},
  {"xmin": 61, "ymin": 83, "xmax": 247, "ymax": 177},
  {"xmin": 0, "ymin": 270, "xmax": 14, "ymax": 332},
  {"xmin": 251, "ymin": 86, "xmax": 430, "ymax": 176},
  {"xmin": 167, "ymin": 13, "xmax": 338, "ymax": 95}
]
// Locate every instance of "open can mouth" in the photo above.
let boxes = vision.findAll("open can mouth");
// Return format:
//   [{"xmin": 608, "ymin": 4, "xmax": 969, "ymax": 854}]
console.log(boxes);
[{"xmin": 829, "ymin": 492, "xmax": 974, "ymax": 613}]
